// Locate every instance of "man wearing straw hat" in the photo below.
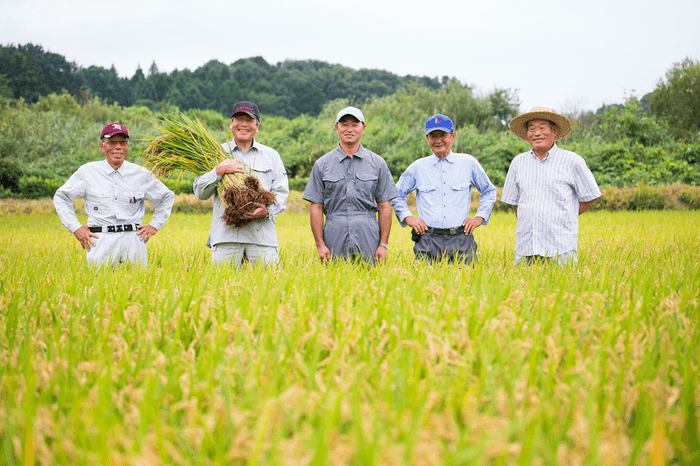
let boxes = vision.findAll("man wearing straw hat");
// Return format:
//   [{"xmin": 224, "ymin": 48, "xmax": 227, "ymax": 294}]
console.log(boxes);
[
  {"xmin": 193, "ymin": 101, "xmax": 289, "ymax": 267},
  {"xmin": 391, "ymin": 114, "xmax": 497, "ymax": 264},
  {"xmin": 54, "ymin": 123, "xmax": 175, "ymax": 267},
  {"xmin": 303, "ymin": 106, "xmax": 398, "ymax": 264},
  {"xmin": 501, "ymin": 107, "xmax": 601, "ymax": 266}
]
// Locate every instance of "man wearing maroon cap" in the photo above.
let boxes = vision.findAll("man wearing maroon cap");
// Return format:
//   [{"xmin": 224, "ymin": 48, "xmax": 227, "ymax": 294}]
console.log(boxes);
[
  {"xmin": 194, "ymin": 101, "xmax": 289, "ymax": 267},
  {"xmin": 54, "ymin": 123, "xmax": 174, "ymax": 267}
]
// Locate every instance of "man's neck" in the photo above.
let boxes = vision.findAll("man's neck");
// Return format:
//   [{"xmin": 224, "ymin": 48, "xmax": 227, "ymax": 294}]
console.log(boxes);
[
  {"xmin": 533, "ymin": 145, "xmax": 554, "ymax": 160},
  {"xmin": 234, "ymin": 138, "xmax": 254, "ymax": 153},
  {"xmin": 339, "ymin": 141, "xmax": 360, "ymax": 157}
]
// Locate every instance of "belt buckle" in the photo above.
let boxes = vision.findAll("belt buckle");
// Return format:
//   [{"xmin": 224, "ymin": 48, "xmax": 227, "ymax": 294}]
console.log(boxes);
[
  {"xmin": 116, "ymin": 225, "xmax": 123, "ymax": 232},
  {"xmin": 449, "ymin": 228, "xmax": 456, "ymax": 235},
  {"xmin": 107, "ymin": 226, "xmax": 115, "ymax": 233}
]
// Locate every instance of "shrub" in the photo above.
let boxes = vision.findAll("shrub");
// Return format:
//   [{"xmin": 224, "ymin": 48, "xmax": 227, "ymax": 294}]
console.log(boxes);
[{"xmin": 17, "ymin": 176, "xmax": 63, "ymax": 199}]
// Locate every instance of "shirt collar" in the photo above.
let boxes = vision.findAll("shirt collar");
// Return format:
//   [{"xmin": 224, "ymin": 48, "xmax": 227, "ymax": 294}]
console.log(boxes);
[
  {"xmin": 430, "ymin": 151, "xmax": 454, "ymax": 166},
  {"xmin": 230, "ymin": 138, "xmax": 260, "ymax": 153},
  {"xmin": 335, "ymin": 144, "xmax": 364, "ymax": 161},
  {"xmin": 102, "ymin": 159, "xmax": 124, "ymax": 176},
  {"xmin": 530, "ymin": 143, "xmax": 558, "ymax": 161}
]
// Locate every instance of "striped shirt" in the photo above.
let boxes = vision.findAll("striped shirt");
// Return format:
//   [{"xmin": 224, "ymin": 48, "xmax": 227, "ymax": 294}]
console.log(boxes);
[{"xmin": 501, "ymin": 144, "xmax": 601, "ymax": 257}]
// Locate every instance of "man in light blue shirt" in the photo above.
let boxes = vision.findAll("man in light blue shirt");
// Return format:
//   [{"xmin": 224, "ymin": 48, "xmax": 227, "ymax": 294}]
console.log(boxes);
[{"xmin": 391, "ymin": 114, "xmax": 497, "ymax": 263}]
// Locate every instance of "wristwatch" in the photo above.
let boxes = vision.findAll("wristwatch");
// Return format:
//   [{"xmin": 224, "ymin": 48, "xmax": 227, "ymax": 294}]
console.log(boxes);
[{"xmin": 379, "ymin": 242, "xmax": 389, "ymax": 250}]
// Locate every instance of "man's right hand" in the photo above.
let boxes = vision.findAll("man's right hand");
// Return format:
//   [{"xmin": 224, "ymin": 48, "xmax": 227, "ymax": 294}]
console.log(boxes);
[
  {"xmin": 216, "ymin": 159, "xmax": 245, "ymax": 177},
  {"xmin": 73, "ymin": 226, "xmax": 99, "ymax": 251},
  {"xmin": 405, "ymin": 216, "xmax": 428, "ymax": 235},
  {"xmin": 316, "ymin": 244, "xmax": 332, "ymax": 262}
]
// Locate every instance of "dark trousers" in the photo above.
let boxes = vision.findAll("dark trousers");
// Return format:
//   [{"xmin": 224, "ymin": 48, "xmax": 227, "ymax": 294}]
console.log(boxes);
[{"xmin": 412, "ymin": 229, "xmax": 477, "ymax": 264}]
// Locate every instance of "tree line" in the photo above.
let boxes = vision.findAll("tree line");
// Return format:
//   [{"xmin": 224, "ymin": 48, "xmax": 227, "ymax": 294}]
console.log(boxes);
[{"xmin": 0, "ymin": 43, "xmax": 464, "ymax": 119}]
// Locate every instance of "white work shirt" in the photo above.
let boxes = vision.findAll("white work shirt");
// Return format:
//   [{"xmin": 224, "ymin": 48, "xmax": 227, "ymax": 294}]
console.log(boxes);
[
  {"xmin": 54, "ymin": 159, "xmax": 175, "ymax": 233},
  {"xmin": 501, "ymin": 144, "xmax": 601, "ymax": 256},
  {"xmin": 193, "ymin": 139, "xmax": 289, "ymax": 248}
]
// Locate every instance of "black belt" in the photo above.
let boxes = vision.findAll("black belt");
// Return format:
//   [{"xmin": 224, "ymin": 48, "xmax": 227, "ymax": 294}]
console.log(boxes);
[
  {"xmin": 88, "ymin": 224, "xmax": 139, "ymax": 233},
  {"xmin": 426, "ymin": 226, "xmax": 464, "ymax": 236}
]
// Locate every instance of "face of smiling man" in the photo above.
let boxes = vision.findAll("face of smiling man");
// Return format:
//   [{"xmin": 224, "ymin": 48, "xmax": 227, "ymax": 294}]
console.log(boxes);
[
  {"xmin": 526, "ymin": 119, "xmax": 558, "ymax": 159},
  {"xmin": 100, "ymin": 135, "xmax": 129, "ymax": 170},
  {"xmin": 426, "ymin": 130, "xmax": 456, "ymax": 159},
  {"xmin": 230, "ymin": 113, "xmax": 259, "ymax": 148},
  {"xmin": 335, "ymin": 115, "xmax": 365, "ymax": 150}
]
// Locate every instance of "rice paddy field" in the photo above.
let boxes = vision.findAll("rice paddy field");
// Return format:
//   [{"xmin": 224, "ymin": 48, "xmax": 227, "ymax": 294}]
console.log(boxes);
[{"xmin": 1, "ymin": 208, "xmax": 699, "ymax": 465}]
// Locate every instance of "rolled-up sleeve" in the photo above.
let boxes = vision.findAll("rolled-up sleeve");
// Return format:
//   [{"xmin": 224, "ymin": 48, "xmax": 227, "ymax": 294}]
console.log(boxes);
[
  {"xmin": 54, "ymin": 170, "xmax": 86, "ymax": 233},
  {"xmin": 144, "ymin": 176, "xmax": 174, "ymax": 230},
  {"xmin": 473, "ymin": 163, "xmax": 497, "ymax": 225},
  {"xmin": 266, "ymin": 151, "xmax": 289, "ymax": 218},
  {"xmin": 193, "ymin": 168, "xmax": 220, "ymax": 200},
  {"xmin": 391, "ymin": 165, "xmax": 417, "ymax": 227}
]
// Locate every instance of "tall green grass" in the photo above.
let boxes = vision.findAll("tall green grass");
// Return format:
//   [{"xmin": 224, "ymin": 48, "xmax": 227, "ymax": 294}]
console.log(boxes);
[{"xmin": 1, "ymin": 211, "xmax": 699, "ymax": 465}]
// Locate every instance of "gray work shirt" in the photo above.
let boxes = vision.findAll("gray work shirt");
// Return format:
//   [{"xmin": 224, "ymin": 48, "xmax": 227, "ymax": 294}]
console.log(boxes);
[
  {"xmin": 303, "ymin": 144, "xmax": 398, "ymax": 261},
  {"xmin": 193, "ymin": 139, "xmax": 289, "ymax": 248}
]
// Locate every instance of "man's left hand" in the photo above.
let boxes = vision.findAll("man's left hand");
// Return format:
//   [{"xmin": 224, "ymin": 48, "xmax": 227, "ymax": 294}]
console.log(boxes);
[
  {"xmin": 462, "ymin": 217, "xmax": 484, "ymax": 236},
  {"xmin": 374, "ymin": 244, "xmax": 389, "ymax": 263},
  {"xmin": 241, "ymin": 203, "xmax": 269, "ymax": 220},
  {"xmin": 137, "ymin": 224, "xmax": 158, "ymax": 243}
]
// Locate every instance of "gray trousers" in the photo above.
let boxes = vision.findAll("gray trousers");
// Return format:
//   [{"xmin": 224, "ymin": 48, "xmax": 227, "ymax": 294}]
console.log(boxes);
[{"xmin": 412, "ymin": 229, "xmax": 477, "ymax": 264}]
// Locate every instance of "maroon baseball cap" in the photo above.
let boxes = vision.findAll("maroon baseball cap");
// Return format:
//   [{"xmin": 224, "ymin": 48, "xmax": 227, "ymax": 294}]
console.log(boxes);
[
  {"xmin": 100, "ymin": 123, "xmax": 130, "ymax": 139},
  {"xmin": 231, "ymin": 101, "xmax": 260, "ymax": 122}
]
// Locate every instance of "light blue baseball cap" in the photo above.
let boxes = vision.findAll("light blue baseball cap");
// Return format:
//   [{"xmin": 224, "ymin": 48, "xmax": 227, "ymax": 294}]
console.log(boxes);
[{"xmin": 425, "ymin": 114, "xmax": 454, "ymax": 135}]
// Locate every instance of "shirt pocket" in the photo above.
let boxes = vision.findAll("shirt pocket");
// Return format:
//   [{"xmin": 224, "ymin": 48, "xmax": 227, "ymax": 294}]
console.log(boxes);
[
  {"xmin": 251, "ymin": 165, "xmax": 273, "ymax": 190},
  {"xmin": 86, "ymin": 187, "xmax": 111, "ymax": 212},
  {"xmin": 322, "ymin": 173, "xmax": 345, "ymax": 198},
  {"xmin": 417, "ymin": 185, "xmax": 436, "ymax": 193},
  {"xmin": 355, "ymin": 172, "xmax": 378, "ymax": 200},
  {"xmin": 121, "ymin": 190, "xmax": 145, "ymax": 216},
  {"xmin": 451, "ymin": 182, "xmax": 471, "ymax": 192}
]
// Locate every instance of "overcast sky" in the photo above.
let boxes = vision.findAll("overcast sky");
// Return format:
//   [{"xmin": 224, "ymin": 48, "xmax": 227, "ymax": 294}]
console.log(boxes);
[{"xmin": 2, "ymin": 0, "xmax": 699, "ymax": 115}]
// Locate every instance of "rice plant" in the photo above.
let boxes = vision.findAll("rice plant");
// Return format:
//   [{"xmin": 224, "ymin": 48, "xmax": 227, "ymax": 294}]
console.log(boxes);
[{"xmin": 0, "ymin": 210, "xmax": 698, "ymax": 465}]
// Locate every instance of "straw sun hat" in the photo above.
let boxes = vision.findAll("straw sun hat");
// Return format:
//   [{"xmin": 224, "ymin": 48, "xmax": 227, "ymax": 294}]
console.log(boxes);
[{"xmin": 509, "ymin": 107, "xmax": 573, "ymax": 142}]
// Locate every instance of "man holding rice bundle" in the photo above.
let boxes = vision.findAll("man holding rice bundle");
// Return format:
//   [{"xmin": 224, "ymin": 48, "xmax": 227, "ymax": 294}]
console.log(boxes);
[
  {"xmin": 193, "ymin": 101, "xmax": 289, "ymax": 267},
  {"xmin": 303, "ymin": 106, "xmax": 398, "ymax": 264},
  {"xmin": 54, "ymin": 123, "xmax": 175, "ymax": 267}
]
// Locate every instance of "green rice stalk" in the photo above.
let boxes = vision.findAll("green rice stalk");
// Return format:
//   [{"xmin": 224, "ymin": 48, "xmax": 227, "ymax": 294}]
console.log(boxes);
[{"xmin": 143, "ymin": 113, "xmax": 264, "ymax": 207}]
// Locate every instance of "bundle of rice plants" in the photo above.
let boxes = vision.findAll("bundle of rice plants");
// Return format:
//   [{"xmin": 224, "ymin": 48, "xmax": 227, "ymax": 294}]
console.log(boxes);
[{"xmin": 143, "ymin": 113, "xmax": 275, "ymax": 227}]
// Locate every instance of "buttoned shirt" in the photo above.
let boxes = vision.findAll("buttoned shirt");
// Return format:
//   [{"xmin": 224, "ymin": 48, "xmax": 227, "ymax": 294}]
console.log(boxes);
[
  {"xmin": 391, "ymin": 151, "xmax": 497, "ymax": 229},
  {"xmin": 193, "ymin": 139, "xmax": 289, "ymax": 248},
  {"xmin": 302, "ymin": 144, "xmax": 397, "ymax": 259},
  {"xmin": 500, "ymin": 143, "xmax": 601, "ymax": 256},
  {"xmin": 54, "ymin": 159, "xmax": 174, "ymax": 233}
]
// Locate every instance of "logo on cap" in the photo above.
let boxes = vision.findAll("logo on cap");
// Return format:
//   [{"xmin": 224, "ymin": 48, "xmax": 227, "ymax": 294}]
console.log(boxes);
[{"xmin": 112, "ymin": 124, "xmax": 122, "ymax": 130}]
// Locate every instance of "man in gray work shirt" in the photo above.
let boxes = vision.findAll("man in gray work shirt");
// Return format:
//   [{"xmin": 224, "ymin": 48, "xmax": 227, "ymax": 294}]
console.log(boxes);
[{"xmin": 303, "ymin": 106, "xmax": 398, "ymax": 264}]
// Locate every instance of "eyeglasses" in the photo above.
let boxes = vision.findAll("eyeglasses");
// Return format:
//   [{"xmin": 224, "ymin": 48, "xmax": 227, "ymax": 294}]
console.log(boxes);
[{"xmin": 103, "ymin": 139, "xmax": 129, "ymax": 147}]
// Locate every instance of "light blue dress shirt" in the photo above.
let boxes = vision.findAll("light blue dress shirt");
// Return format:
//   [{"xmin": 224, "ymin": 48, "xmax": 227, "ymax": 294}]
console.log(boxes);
[{"xmin": 391, "ymin": 151, "xmax": 497, "ymax": 229}]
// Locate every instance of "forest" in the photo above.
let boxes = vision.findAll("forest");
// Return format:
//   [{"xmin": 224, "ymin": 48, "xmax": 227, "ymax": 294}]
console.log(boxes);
[{"xmin": 1, "ymin": 43, "xmax": 699, "ymax": 201}]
